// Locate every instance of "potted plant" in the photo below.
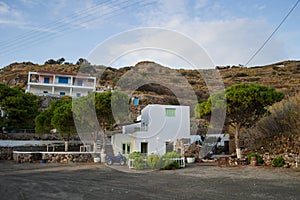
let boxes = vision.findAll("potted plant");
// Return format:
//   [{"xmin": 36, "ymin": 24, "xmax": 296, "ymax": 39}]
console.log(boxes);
[{"xmin": 186, "ymin": 155, "xmax": 195, "ymax": 163}]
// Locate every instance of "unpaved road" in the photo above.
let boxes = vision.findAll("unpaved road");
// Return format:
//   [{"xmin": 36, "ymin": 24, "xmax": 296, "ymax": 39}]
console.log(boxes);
[{"xmin": 0, "ymin": 161, "xmax": 299, "ymax": 200}]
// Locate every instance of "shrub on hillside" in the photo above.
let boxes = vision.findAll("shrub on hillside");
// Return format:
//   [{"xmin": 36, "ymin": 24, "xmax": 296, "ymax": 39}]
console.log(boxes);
[
  {"xmin": 272, "ymin": 156, "xmax": 285, "ymax": 167},
  {"xmin": 255, "ymin": 94, "xmax": 300, "ymax": 138}
]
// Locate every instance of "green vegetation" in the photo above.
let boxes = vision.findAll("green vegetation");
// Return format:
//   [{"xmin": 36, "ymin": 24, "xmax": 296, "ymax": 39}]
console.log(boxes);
[
  {"xmin": 247, "ymin": 153, "xmax": 264, "ymax": 165},
  {"xmin": 272, "ymin": 157, "xmax": 285, "ymax": 167},
  {"xmin": 0, "ymin": 84, "xmax": 39, "ymax": 131},
  {"xmin": 73, "ymin": 91, "xmax": 129, "ymax": 153},
  {"xmin": 146, "ymin": 154, "xmax": 163, "ymax": 169},
  {"xmin": 129, "ymin": 151, "xmax": 181, "ymax": 170},
  {"xmin": 35, "ymin": 97, "xmax": 76, "ymax": 151},
  {"xmin": 254, "ymin": 93, "xmax": 300, "ymax": 138},
  {"xmin": 129, "ymin": 152, "xmax": 145, "ymax": 170},
  {"xmin": 162, "ymin": 151, "xmax": 181, "ymax": 170},
  {"xmin": 196, "ymin": 84, "xmax": 284, "ymax": 158}
]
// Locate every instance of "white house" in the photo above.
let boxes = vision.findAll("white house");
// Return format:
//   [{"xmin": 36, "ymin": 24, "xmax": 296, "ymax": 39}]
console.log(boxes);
[
  {"xmin": 111, "ymin": 104, "xmax": 190, "ymax": 156},
  {"xmin": 26, "ymin": 71, "xmax": 96, "ymax": 98}
]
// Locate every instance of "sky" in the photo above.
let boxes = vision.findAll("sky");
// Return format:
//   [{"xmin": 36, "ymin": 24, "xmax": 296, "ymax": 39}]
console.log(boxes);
[{"xmin": 0, "ymin": 0, "xmax": 299, "ymax": 69}]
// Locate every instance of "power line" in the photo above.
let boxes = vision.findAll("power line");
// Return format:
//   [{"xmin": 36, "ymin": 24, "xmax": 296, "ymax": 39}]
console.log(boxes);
[
  {"xmin": 244, "ymin": 0, "xmax": 300, "ymax": 67},
  {"xmin": 0, "ymin": 0, "xmax": 130, "ymax": 52},
  {"xmin": 0, "ymin": 0, "xmax": 155, "ymax": 58},
  {"xmin": 0, "ymin": 0, "xmax": 112, "ymax": 48}
]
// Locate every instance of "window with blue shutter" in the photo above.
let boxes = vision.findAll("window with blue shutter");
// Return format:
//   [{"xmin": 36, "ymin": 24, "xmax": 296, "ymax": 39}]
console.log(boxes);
[
  {"xmin": 58, "ymin": 77, "xmax": 68, "ymax": 84},
  {"xmin": 44, "ymin": 77, "xmax": 50, "ymax": 84}
]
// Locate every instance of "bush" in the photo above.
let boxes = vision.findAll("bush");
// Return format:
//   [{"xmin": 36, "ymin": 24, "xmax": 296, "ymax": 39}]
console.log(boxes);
[
  {"xmin": 134, "ymin": 156, "xmax": 145, "ymax": 170},
  {"xmin": 235, "ymin": 73, "xmax": 249, "ymax": 77},
  {"xmin": 163, "ymin": 151, "xmax": 181, "ymax": 159},
  {"xmin": 162, "ymin": 151, "xmax": 181, "ymax": 170},
  {"xmin": 162, "ymin": 161, "xmax": 180, "ymax": 170},
  {"xmin": 254, "ymin": 94, "xmax": 300, "ymax": 138},
  {"xmin": 129, "ymin": 152, "xmax": 145, "ymax": 170},
  {"xmin": 247, "ymin": 153, "xmax": 264, "ymax": 164},
  {"xmin": 272, "ymin": 157, "xmax": 285, "ymax": 167},
  {"xmin": 146, "ymin": 154, "xmax": 163, "ymax": 169},
  {"xmin": 128, "ymin": 151, "xmax": 142, "ymax": 159}
]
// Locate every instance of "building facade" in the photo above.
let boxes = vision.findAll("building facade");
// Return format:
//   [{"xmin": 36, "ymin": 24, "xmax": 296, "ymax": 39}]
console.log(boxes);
[
  {"xmin": 26, "ymin": 71, "xmax": 96, "ymax": 98},
  {"xmin": 111, "ymin": 104, "xmax": 190, "ymax": 156}
]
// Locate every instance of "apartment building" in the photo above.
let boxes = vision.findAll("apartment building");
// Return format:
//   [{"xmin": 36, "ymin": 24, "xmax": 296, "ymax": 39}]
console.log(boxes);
[{"xmin": 26, "ymin": 71, "xmax": 96, "ymax": 98}]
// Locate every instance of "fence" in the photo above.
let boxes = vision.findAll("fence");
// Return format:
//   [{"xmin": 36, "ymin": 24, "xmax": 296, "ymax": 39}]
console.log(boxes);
[{"xmin": 128, "ymin": 157, "xmax": 185, "ymax": 169}]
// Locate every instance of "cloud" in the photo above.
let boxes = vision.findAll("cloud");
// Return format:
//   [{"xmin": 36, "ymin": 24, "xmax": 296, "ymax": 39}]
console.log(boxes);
[
  {"xmin": 134, "ymin": 0, "xmax": 287, "ymax": 67},
  {"xmin": 0, "ymin": 1, "xmax": 24, "ymax": 26},
  {"xmin": 88, "ymin": 28, "xmax": 214, "ymax": 69},
  {"xmin": 194, "ymin": 0, "xmax": 208, "ymax": 10},
  {"xmin": 46, "ymin": 0, "xmax": 128, "ymax": 29},
  {"xmin": 0, "ymin": 2, "xmax": 9, "ymax": 14}
]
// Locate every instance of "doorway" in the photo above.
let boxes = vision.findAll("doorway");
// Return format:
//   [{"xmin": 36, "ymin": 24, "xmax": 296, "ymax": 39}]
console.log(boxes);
[{"xmin": 141, "ymin": 142, "xmax": 148, "ymax": 155}]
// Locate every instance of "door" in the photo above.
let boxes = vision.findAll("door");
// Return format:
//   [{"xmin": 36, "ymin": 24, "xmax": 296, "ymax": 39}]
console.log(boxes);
[{"xmin": 141, "ymin": 142, "xmax": 148, "ymax": 155}]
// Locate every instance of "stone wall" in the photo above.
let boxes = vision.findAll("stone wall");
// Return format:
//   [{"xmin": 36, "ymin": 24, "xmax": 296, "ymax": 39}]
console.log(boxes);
[
  {"xmin": 261, "ymin": 152, "xmax": 299, "ymax": 168},
  {"xmin": 13, "ymin": 152, "xmax": 96, "ymax": 163},
  {"xmin": 0, "ymin": 147, "xmax": 13, "ymax": 160},
  {"xmin": 13, "ymin": 152, "xmax": 42, "ymax": 163},
  {"xmin": 42, "ymin": 153, "xmax": 94, "ymax": 163}
]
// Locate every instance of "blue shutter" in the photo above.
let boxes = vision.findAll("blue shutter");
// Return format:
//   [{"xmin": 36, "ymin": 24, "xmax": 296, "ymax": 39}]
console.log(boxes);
[{"xmin": 58, "ymin": 77, "xmax": 68, "ymax": 84}]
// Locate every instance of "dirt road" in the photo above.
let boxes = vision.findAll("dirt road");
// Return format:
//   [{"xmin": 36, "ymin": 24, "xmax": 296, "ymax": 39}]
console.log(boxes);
[{"xmin": 0, "ymin": 161, "xmax": 299, "ymax": 200}]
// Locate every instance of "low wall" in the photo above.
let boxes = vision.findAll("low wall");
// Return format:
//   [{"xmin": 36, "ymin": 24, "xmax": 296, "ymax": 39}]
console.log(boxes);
[
  {"xmin": 0, "ymin": 147, "xmax": 13, "ymax": 160},
  {"xmin": 13, "ymin": 151, "xmax": 99, "ymax": 163}
]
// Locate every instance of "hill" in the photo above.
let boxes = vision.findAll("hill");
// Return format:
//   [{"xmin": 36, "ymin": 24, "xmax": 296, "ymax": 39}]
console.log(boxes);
[{"xmin": 1, "ymin": 60, "xmax": 300, "ymax": 104}]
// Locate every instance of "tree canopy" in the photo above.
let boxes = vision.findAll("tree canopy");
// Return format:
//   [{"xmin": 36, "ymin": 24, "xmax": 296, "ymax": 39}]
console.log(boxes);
[
  {"xmin": 51, "ymin": 99, "xmax": 76, "ymax": 141},
  {"xmin": 72, "ymin": 91, "xmax": 130, "ymax": 152},
  {"xmin": 35, "ymin": 97, "xmax": 76, "ymax": 141},
  {"xmin": 195, "ymin": 84, "xmax": 284, "ymax": 158},
  {"xmin": 0, "ymin": 84, "xmax": 39, "ymax": 131}
]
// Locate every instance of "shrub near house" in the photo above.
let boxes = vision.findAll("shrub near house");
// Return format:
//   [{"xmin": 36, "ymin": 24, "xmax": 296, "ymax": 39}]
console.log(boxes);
[{"xmin": 129, "ymin": 151, "xmax": 181, "ymax": 170}]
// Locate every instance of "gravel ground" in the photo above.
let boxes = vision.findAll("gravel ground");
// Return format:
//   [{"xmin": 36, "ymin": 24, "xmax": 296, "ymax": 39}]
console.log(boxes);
[{"xmin": 0, "ymin": 161, "xmax": 299, "ymax": 200}]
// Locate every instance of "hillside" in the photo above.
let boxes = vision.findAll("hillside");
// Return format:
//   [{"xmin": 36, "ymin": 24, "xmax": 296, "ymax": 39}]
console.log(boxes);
[{"xmin": 1, "ymin": 60, "xmax": 300, "ymax": 104}]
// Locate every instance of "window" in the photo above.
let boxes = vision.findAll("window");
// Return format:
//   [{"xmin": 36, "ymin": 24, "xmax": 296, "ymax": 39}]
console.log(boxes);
[
  {"xmin": 122, "ymin": 143, "xmax": 131, "ymax": 155},
  {"xmin": 60, "ymin": 92, "xmax": 66, "ymax": 96},
  {"xmin": 58, "ymin": 77, "xmax": 69, "ymax": 84},
  {"xmin": 43, "ymin": 91, "xmax": 48, "ymax": 94},
  {"xmin": 44, "ymin": 77, "xmax": 50, "ymax": 84},
  {"xmin": 165, "ymin": 108, "xmax": 176, "ymax": 117},
  {"xmin": 76, "ymin": 93, "xmax": 81, "ymax": 97},
  {"xmin": 77, "ymin": 80, "xmax": 83, "ymax": 86}
]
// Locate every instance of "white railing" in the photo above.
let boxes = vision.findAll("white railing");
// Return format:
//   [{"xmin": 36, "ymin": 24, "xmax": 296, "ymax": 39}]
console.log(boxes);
[{"xmin": 128, "ymin": 157, "xmax": 185, "ymax": 169}]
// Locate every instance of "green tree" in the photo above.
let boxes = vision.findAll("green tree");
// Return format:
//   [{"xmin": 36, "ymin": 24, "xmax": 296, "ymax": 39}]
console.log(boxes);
[
  {"xmin": 35, "ymin": 109, "xmax": 53, "ymax": 134},
  {"xmin": 51, "ymin": 99, "xmax": 76, "ymax": 151},
  {"xmin": 196, "ymin": 84, "xmax": 284, "ymax": 158},
  {"xmin": 73, "ymin": 91, "xmax": 129, "ymax": 154},
  {"xmin": 0, "ymin": 84, "xmax": 39, "ymax": 131},
  {"xmin": 35, "ymin": 98, "xmax": 75, "ymax": 151},
  {"xmin": 35, "ymin": 98, "xmax": 68, "ymax": 135}
]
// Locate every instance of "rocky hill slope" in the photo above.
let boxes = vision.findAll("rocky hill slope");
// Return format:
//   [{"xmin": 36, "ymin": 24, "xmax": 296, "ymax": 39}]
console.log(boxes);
[{"xmin": 1, "ymin": 60, "xmax": 300, "ymax": 104}]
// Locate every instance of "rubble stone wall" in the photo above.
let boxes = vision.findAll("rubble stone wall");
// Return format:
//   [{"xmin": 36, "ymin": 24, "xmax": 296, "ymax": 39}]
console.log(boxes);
[{"xmin": 13, "ymin": 152, "xmax": 95, "ymax": 163}]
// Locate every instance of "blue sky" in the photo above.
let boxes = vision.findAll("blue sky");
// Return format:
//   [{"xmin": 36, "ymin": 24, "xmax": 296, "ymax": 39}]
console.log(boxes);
[{"xmin": 0, "ymin": 0, "xmax": 299, "ymax": 69}]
